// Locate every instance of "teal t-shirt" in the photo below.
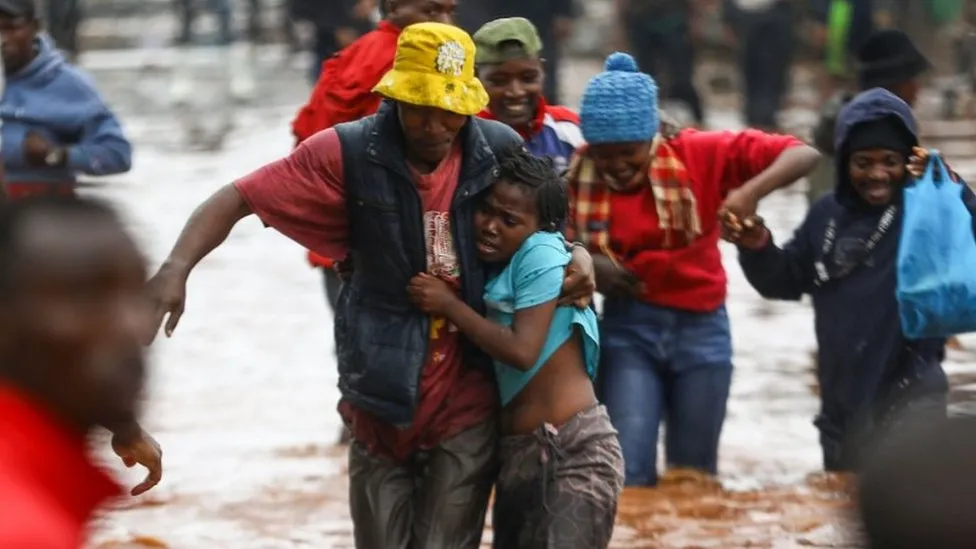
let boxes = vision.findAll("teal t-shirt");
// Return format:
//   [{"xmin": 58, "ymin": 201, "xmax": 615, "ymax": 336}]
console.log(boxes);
[{"xmin": 483, "ymin": 231, "xmax": 601, "ymax": 406}]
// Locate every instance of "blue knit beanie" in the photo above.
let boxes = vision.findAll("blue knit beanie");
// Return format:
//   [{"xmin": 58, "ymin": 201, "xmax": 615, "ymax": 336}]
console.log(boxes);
[{"xmin": 579, "ymin": 52, "xmax": 659, "ymax": 144}]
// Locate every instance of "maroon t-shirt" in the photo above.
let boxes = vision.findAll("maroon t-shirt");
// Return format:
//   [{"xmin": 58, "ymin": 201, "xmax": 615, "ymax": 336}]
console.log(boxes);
[{"xmin": 235, "ymin": 130, "xmax": 497, "ymax": 461}]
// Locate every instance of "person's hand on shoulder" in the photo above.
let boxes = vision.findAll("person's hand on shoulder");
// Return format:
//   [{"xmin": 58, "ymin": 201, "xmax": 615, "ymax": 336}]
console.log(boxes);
[{"xmin": 559, "ymin": 244, "xmax": 596, "ymax": 307}]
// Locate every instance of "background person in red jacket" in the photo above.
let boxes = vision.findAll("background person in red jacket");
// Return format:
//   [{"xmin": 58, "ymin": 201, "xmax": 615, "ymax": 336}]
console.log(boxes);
[
  {"xmin": 567, "ymin": 52, "xmax": 819, "ymax": 487},
  {"xmin": 0, "ymin": 196, "xmax": 161, "ymax": 548},
  {"xmin": 291, "ymin": 0, "xmax": 457, "ymax": 144},
  {"xmin": 291, "ymin": 0, "xmax": 457, "ymax": 445}
]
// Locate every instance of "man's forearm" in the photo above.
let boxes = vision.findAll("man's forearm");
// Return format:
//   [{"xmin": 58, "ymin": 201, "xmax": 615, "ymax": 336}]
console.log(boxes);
[
  {"xmin": 744, "ymin": 145, "xmax": 821, "ymax": 198},
  {"xmin": 163, "ymin": 184, "xmax": 252, "ymax": 277}
]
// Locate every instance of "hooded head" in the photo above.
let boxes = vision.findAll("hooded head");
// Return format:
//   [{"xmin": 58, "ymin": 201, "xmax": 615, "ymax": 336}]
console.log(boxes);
[{"xmin": 834, "ymin": 88, "xmax": 918, "ymax": 210}]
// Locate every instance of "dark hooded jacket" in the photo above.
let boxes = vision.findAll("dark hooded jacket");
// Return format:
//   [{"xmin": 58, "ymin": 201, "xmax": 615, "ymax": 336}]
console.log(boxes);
[{"xmin": 738, "ymin": 89, "xmax": 976, "ymax": 458}]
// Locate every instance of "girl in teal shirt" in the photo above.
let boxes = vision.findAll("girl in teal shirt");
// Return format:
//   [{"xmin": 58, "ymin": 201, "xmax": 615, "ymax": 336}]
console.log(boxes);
[{"xmin": 407, "ymin": 148, "xmax": 624, "ymax": 548}]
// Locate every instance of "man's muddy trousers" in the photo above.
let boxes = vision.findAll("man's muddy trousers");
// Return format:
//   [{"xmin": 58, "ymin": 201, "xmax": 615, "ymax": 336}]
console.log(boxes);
[{"xmin": 348, "ymin": 419, "xmax": 497, "ymax": 548}]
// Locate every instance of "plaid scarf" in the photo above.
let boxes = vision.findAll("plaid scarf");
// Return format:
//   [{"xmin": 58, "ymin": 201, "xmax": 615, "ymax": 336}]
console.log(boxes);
[{"xmin": 567, "ymin": 135, "xmax": 702, "ymax": 261}]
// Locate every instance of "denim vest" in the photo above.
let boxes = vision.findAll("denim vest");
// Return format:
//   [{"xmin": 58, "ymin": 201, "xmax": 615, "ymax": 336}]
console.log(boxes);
[{"xmin": 333, "ymin": 101, "xmax": 522, "ymax": 427}]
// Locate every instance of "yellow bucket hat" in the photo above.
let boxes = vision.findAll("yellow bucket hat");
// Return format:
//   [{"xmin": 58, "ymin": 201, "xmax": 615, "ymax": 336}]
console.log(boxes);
[{"xmin": 373, "ymin": 22, "xmax": 489, "ymax": 116}]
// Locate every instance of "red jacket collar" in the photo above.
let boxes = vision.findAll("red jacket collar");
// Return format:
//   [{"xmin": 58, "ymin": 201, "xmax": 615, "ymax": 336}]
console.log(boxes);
[
  {"xmin": 479, "ymin": 96, "xmax": 549, "ymax": 140},
  {"xmin": 0, "ymin": 385, "xmax": 121, "ymax": 524}
]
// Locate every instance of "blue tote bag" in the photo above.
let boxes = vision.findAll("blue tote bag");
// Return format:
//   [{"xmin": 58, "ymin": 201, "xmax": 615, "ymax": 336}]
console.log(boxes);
[{"xmin": 897, "ymin": 152, "xmax": 976, "ymax": 339}]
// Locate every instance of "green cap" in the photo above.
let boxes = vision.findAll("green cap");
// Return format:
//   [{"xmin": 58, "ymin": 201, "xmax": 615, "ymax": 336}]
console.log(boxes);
[{"xmin": 473, "ymin": 17, "xmax": 543, "ymax": 65}]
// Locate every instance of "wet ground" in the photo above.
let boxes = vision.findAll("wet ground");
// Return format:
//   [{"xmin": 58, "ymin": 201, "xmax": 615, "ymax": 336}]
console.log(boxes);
[{"xmin": 71, "ymin": 46, "xmax": 976, "ymax": 548}]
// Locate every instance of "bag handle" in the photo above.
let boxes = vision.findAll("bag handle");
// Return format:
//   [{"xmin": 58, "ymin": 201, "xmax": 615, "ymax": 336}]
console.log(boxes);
[{"xmin": 921, "ymin": 149, "xmax": 952, "ymax": 186}]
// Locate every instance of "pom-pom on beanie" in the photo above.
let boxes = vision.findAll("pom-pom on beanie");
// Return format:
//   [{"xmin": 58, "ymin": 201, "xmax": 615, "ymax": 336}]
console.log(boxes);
[{"xmin": 579, "ymin": 52, "xmax": 659, "ymax": 145}]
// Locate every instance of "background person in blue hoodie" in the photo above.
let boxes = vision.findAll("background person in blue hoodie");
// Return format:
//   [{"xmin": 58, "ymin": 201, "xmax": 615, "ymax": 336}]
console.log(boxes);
[
  {"xmin": 724, "ymin": 88, "xmax": 975, "ymax": 472},
  {"xmin": 0, "ymin": 0, "xmax": 132, "ymax": 200}
]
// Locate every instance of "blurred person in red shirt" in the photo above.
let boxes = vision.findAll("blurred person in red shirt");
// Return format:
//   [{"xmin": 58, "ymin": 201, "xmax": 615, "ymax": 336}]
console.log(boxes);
[
  {"xmin": 0, "ymin": 196, "xmax": 162, "ymax": 548},
  {"xmin": 291, "ymin": 0, "xmax": 457, "ymax": 444}
]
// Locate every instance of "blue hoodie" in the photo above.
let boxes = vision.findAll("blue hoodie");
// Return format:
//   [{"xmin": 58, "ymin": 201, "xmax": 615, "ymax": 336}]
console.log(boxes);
[
  {"xmin": 738, "ymin": 89, "xmax": 975, "ymax": 460},
  {"xmin": 1, "ymin": 35, "xmax": 132, "ymax": 185}
]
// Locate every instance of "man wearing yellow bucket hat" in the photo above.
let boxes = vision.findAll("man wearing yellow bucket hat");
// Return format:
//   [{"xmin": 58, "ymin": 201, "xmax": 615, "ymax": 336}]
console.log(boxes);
[{"xmin": 144, "ymin": 21, "xmax": 596, "ymax": 548}]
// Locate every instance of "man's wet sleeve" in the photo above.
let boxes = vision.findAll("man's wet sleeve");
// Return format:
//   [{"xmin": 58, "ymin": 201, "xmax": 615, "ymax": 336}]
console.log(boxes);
[{"xmin": 235, "ymin": 129, "xmax": 350, "ymax": 260}]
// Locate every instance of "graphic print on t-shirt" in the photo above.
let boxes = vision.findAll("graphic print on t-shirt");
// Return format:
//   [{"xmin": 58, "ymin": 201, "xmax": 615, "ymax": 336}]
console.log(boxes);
[
  {"xmin": 424, "ymin": 210, "xmax": 460, "ymax": 338},
  {"xmin": 425, "ymin": 210, "xmax": 460, "ymax": 280}
]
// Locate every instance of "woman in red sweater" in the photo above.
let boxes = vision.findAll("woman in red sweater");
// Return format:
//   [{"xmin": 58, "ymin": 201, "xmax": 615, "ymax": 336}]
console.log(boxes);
[{"xmin": 568, "ymin": 52, "xmax": 819, "ymax": 486}]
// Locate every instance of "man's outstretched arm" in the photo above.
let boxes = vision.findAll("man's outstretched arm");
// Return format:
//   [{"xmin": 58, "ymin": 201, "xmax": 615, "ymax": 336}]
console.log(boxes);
[{"xmin": 145, "ymin": 130, "xmax": 349, "ymax": 342}]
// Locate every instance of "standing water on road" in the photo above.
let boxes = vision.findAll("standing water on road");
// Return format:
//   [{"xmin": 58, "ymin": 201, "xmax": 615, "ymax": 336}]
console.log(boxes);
[{"xmin": 77, "ymin": 49, "xmax": 976, "ymax": 548}]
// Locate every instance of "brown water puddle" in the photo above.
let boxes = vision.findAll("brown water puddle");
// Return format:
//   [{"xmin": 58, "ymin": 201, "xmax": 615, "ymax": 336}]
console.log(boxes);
[
  {"xmin": 611, "ymin": 470, "xmax": 860, "ymax": 548},
  {"xmin": 94, "ymin": 469, "xmax": 862, "ymax": 548}
]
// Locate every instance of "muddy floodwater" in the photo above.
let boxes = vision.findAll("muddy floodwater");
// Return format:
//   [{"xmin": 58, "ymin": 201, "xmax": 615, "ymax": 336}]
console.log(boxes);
[{"xmin": 74, "ymin": 49, "xmax": 976, "ymax": 548}]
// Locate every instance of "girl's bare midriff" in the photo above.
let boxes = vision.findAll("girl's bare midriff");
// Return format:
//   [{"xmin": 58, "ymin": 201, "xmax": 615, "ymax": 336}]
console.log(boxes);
[{"xmin": 501, "ymin": 328, "xmax": 598, "ymax": 435}]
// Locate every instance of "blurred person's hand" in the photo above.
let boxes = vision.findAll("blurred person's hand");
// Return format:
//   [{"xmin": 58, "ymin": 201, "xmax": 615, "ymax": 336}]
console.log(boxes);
[
  {"xmin": 111, "ymin": 424, "xmax": 163, "ymax": 496},
  {"xmin": 719, "ymin": 210, "xmax": 767, "ymax": 248},
  {"xmin": 719, "ymin": 186, "xmax": 760, "ymax": 222},
  {"xmin": 906, "ymin": 147, "xmax": 961, "ymax": 181},
  {"xmin": 560, "ymin": 245, "xmax": 597, "ymax": 307},
  {"xmin": 23, "ymin": 131, "xmax": 56, "ymax": 167},
  {"xmin": 907, "ymin": 147, "xmax": 931, "ymax": 179}
]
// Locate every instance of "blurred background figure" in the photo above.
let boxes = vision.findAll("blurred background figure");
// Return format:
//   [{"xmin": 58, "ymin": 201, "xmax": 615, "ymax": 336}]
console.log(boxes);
[
  {"xmin": 0, "ymin": 0, "xmax": 132, "ymax": 200},
  {"xmin": 288, "ymin": 0, "xmax": 376, "ymax": 83},
  {"xmin": 41, "ymin": 0, "xmax": 82, "ymax": 61},
  {"xmin": 619, "ymin": 0, "xmax": 704, "ymax": 127},
  {"xmin": 859, "ymin": 417, "xmax": 976, "ymax": 549},
  {"xmin": 0, "ymin": 197, "xmax": 161, "ymax": 548},
  {"xmin": 808, "ymin": 0, "xmax": 876, "ymax": 102},
  {"xmin": 722, "ymin": 0, "xmax": 795, "ymax": 131},
  {"xmin": 170, "ymin": 0, "xmax": 259, "ymax": 103}
]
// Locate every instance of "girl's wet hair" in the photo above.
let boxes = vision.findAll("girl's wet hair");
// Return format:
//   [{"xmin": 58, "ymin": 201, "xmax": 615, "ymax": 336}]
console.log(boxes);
[{"xmin": 495, "ymin": 147, "xmax": 568, "ymax": 232}]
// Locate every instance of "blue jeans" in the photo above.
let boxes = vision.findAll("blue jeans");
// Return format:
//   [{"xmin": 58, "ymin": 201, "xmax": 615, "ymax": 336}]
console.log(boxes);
[{"xmin": 599, "ymin": 299, "xmax": 733, "ymax": 486}]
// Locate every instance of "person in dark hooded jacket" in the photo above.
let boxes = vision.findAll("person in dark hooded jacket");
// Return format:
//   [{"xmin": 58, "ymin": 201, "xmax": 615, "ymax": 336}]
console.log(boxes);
[{"xmin": 724, "ymin": 88, "xmax": 976, "ymax": 472}]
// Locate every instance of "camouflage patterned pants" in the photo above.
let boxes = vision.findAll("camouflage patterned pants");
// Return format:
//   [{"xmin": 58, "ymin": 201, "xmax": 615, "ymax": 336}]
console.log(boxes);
[{"xmin": 493, "ymin": 405, "xmax": 624, "ymax": 549}]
